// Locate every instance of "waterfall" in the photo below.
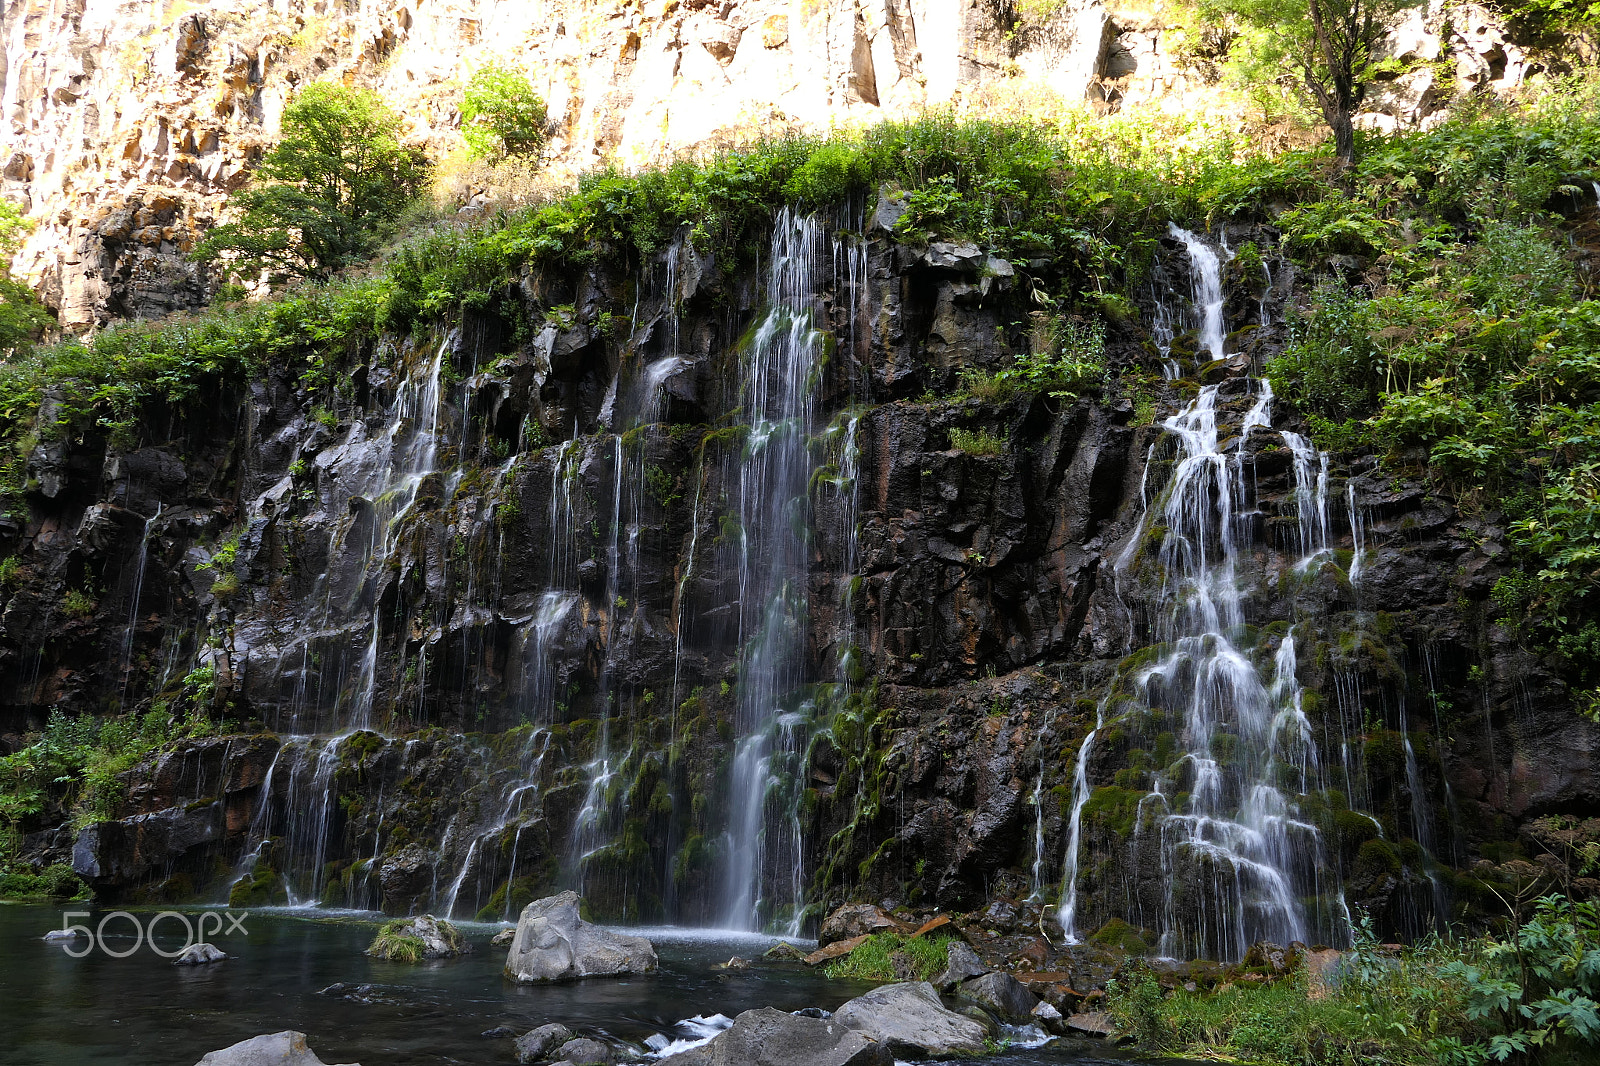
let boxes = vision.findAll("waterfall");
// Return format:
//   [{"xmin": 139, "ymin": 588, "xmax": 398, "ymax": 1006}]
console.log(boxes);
[
  {"xmin": 1057, "ymin": 702, "xmax": 1103, "ymax": 941},
  {"xmin": 1347, "ymin": 481, "xmax": 1367, "ymax": 587},
  {"xmin": 1168, "ymin": 224, "xmax": 1230, "ymax": 361},
  {"xmin": 116, "ymin": 505, "xmax": 160, "ymax": 709},
  {"xmin": 719, "ymin": 209, "xmax": 825, "ymax": 932},
  {"xmin": 1057, "ymin": 231, "xmax": 1345, "ymax": 960}
]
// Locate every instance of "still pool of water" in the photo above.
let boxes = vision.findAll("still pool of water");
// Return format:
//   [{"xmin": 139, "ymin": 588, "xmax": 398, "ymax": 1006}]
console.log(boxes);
[{"xmin": 0, "ymin": 903, "xmax": 1165, "ymax": 1065}]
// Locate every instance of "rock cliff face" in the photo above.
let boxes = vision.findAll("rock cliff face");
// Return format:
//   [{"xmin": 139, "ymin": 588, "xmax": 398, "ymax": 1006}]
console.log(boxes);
[
  {"xmin": 0, "ymin": 0, "xmax": 1554, "ymax": 329},
  {"xmin": 3, "ymin": 201, "xmax": 1594, "ymax": 949}
]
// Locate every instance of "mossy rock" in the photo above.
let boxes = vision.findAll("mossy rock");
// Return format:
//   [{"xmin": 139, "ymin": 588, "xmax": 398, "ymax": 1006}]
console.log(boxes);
[{"xmin": 1089, "ymin": 917, "xmax": 1153, "ymax": 955}]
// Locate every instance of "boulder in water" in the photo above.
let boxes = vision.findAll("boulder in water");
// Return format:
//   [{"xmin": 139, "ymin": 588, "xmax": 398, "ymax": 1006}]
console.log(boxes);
[
  {"xmin": 192, "ymin": 1031, "xmax": 358, "ymax": 1066},
  {"xmin": 176, "ymin": 942, "xmax": 227, "ymax": 966},
  {"xmin": 504, "ymin": 891, "xmax": 658, "ymax": 983},
  {"xmin": 514, "ymin": 1023, "xmax": 573, "ymax": 1063},
  {"xmin": 763, "ymin": 940, "xmax": 808, "ymax": 961},
  {"xmin": 832, "ymin": 981, "xmax": 989, "ymax": 1057},
  {"xmin": 657, "ymin": 1007, "xmax": 892, "ymax": 1066},
  {"xmin": 365, "ymin": 914, "xmax": 469, "ymax": 961},
  {"xmin": 490, "ymin": 928, "xmax": 516, "ymax": 948},
  {"xmin": 554, "ymin": 1037, "xmax": 614, "ymax": 1064},
  {"xmin": 956, "ymin": 971, "xmax": 1039, "ymax": 1022}
]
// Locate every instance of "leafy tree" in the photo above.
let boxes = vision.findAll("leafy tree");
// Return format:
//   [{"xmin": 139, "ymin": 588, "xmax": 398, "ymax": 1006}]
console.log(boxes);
[
  {"xmin": 196, "ymin": 83, "xmax": 430, "ymax": 282},
  {"xmin": 1216, "ymin": 0, "xmax": 1424, "ymax": 166},
  {"xmin": 460, "ymin": 64, "xmax": 548, "ymax": 162},
  {"xmin": 0, "ymin": 200, "xmax": 53, "ymax": 355}
]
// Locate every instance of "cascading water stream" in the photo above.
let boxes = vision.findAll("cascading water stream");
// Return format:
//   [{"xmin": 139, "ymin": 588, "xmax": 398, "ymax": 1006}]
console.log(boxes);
[
  {"xmin": 1058, "ymin": 232, "xmax": 1342, "ymax": 960},
  {"xmin": 720, "ymin": 209, "xmax": 825, "ymax": 933},
  {"xmin": 1168, "ymin": 224, "xmax": 1230, "ymax": 361}
]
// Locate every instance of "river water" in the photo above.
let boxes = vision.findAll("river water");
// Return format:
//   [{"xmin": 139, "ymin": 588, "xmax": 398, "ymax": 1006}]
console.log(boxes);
[{"xmin": 0, "ymin": 904, "xmax": 1169, "ymax": 1066}]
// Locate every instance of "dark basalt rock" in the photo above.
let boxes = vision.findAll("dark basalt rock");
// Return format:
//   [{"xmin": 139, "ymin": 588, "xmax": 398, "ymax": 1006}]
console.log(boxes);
[{"xmin": 0, "ymin": 217, "xmax": 1590, "ymax": 957}]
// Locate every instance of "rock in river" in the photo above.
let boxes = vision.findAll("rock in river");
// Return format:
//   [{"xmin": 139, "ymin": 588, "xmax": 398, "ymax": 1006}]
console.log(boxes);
[
  {"xmin": 504, "ymin": 891, "xmax": 658, "ymax": 983},
  {"xmin": 176, "ymin": 942, "xmax": 228, "ymax": 966},
  {"xmin": 514, "ymin": 1023, "xmax": 573, "ymax": 1063},
  {"xmin": 658, "ymin": 1007, "xmax": 892, "ymax": 1066},
  {"xmin": 956, "ymin": 971, "xmax": 1039, "ymax": 1022},
  {"xmin": 832, "ymin": 981, "xmax": 989, "ymax": 1057},
  {"xmin": 192, "ymin": 1031, "xmax": 357, "ymax": 1066}
]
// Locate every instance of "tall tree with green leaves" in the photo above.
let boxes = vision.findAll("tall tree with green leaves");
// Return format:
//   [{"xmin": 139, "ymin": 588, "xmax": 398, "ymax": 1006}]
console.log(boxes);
[
  {"xmin": 460, "ymin": 64, "xmax": 548, "ymax": 162},
  {"xmin": 196, "ymin": 83, "xmax": 430, "ymax": 282},
  {"xmin": 0, "ymin": 201, "xmax": 52, "ymax": 356},
  {"xmin": 1216, "ymin": 0, "xmax": 1424, "ymax": 166}
]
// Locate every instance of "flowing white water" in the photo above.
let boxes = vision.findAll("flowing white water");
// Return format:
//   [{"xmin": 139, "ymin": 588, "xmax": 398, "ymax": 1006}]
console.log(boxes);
[
  {"xmin": 1057, "ymin": 702, "xmax": 1104, "ymax": 941},
  {"xmin": 1169, "ymin": 224, "xmax": 1231, "ymax": 361},
  {"xmin": 116, "ymin": 505, "xmax": 160, "ymax": 710},
  {"xmin": 1059, "ymin": 231, "xmax": 1340, "ymax": 959},
  {"xmin": 1347, "ymin": 481, "xmax": 1367, "ymax": 587},
  {"xmin": 720, "ymin": 209, "xmax": 825, "ymax": 932}
]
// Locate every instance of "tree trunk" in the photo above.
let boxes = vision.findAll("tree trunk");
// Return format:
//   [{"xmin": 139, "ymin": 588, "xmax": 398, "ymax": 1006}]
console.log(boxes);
[{"xmin": 1329, "ymin": 106, "xmax": 1356, "ymax": 168}]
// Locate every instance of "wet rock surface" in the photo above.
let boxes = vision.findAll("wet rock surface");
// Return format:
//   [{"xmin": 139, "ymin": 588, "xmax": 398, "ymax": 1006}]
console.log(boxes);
[
  {"xmin": 504, "ymin": 892, "xmax": 658, "ymax": 983},
  {"xmin": 0, "ymin": 207, "xmax": 1588, "ymax": 958},
  {"xmin": 831, "ymin": 981, "xmax": 990, "ymax": 1057},
  {"xmin": 192, "ymin": 1031, "xmax": 358, "ymax": 1066},
  {"xmin": 657, "ymin": 1007, "xmax": 894, "ymax": 1066}
]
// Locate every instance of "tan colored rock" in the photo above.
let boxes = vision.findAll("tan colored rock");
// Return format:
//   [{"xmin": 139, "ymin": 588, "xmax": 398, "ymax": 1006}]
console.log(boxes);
[{"xmin": 0, "ymin": 0, "xmax": 1552, "ymax": 329}]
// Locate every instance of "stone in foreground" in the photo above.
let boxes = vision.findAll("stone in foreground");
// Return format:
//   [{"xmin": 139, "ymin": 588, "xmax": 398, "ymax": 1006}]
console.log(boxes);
[
  {"xmin": 658, "ymin": 1007, "xmax": 892, "ymax": 1066},
  {"xmin": 554, "ymin": 1036, "xmax": 614, "ymax": 1064},
  {"xmin": 193, "ymin": 1031, "xmax": 358, "ymax": 1066},
  {"xmin": 832, "ymin": 981, "xmax": 989, "ymax": 1057},
  {"xmin": 956, "ymin": 971, "xmax": 1039, "ymax": 1021},
  {"xmin": 504, "ymin": 891, "xmax": 658, "ymax": 983},
  {"xmin": 515, "ymin": 1023, "xmax": 574, "ymax": 1064}
]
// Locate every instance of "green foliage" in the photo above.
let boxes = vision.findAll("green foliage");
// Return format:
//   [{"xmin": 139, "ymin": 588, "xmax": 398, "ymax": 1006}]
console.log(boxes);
[
  {"xmin": 1110, "ymin": 904, "xmax": 1600, "ymax": 1064},
  {"xmin": 0, "ymin": 200, "xmax": 54, "ymax": 355},
  {"xmin": 460, "ymin": 65, "xmax": 547, "ymax": 162},
  {"xmin": 948, "ymin": 427, "xmax": 1006, "ymax": 456},
  {"xmin": 0, "ymin": 863, "xmax": 89, "ymax": 901},
  {"xmin": 367, "ymin": 919, "xmax": 427, "ymax": 963},
  {"xmin": 195, "ymin": 83, "xmax": 430, "ymax": 281},
  {"xmin": 1214, "ymin": 0, "xmax": 1426, "ymax": 163},
  {"xmin": 822, "ymin": 932, "xmax": 953, "ymax": 982},
  {"xmin": 60, "ymin": 588, "xmax": 96, "ymax": 619}
]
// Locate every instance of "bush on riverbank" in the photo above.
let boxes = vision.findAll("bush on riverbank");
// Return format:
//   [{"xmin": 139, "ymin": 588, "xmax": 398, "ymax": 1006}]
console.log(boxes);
[
  {"xmin": 1108, "ymin": 899, "xmax": 1600, "ymax": 1065},
  {"xmin": 0, "ymin": 863, "xmax": 88, "ymax": 901},
  {"xmin": 822, "ymin": 932, "xmax": 955, "ymax": 982}
]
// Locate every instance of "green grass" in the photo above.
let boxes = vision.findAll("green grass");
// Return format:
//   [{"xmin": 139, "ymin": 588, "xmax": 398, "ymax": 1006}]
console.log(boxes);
[
  {"xmin": 1109, "ymin": 899, "xmax": 1600, "ymax": 1066},
  {"xmin": 948, "ymin": 427, "xmax": 1006, "ymax": 456},
  {"xmin": 367, "ymin": 919, "xmax": 428, "ymax": 963},
  {"xmin": 822, "ymin": 932, "xmax": 955, "ymax": 982}
]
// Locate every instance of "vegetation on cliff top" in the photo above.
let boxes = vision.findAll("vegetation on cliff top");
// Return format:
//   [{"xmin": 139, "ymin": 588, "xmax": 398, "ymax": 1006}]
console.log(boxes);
[{"xmin": 0, "ymin": 74, "xmax": 1594, "ymax": 696}]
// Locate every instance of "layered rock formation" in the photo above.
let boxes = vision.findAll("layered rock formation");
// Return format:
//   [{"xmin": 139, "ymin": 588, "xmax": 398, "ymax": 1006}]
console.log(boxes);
[
  {"xmin": 2, "ymin": 199, "xmax": 1593, "ymax": 952},
  {"xmin": 0, "ymin": 0, "xmax": 1555, "ymax": 328}
]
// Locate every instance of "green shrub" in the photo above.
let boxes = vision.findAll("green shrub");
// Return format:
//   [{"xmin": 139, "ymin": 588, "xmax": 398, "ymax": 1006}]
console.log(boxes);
[
  {"xmin": 822, "ymin": 932, "xmax": 954, "ymax": 982},
  {"xmin": 367, "ymin": 919, "xmax": 427, "ymax": 963},
  {"xmin": 461, "ymin": 64, "xmax": 548, "ymax": 161},
  {"xmin": 60, "ymin": 589, "xmax": 96, "ymax": 619},
  {"xmin": 949, "ymin": 427, "xmax": 1005, "ymax": 456}
]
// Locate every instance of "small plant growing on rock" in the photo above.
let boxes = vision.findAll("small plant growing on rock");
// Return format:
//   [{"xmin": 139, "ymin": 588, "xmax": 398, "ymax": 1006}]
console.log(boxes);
[
  {"xmin": 368, "ymin": 919, "xmax": 427, "ymax": 963},
  {"xmin": 949, "ymin": 427, "xmax": 1005, "ymax": 456},
  {"xmin": 60, "ymin": 589, "xmax": 96, "ymax": 619}
]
